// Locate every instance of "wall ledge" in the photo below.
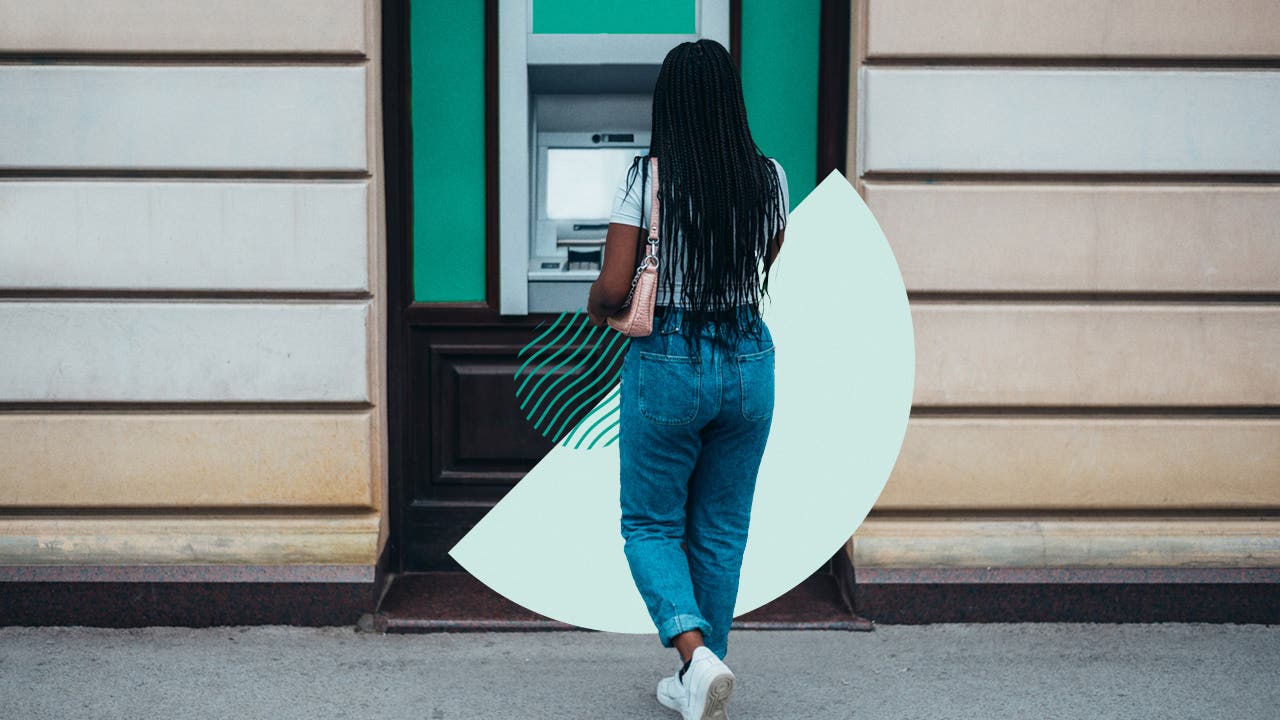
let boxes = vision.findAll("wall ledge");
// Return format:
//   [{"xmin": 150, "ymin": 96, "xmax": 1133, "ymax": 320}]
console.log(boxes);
[
  {"xmin": 0, "ymin": 514, "xmax": 381, "ymax": 566},
  {"xmin": 850, "ymin": 516, "xmax": 1280, "ymax": 569}
]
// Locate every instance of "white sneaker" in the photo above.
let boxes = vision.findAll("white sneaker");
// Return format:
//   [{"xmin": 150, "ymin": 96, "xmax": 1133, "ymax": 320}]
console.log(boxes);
[{"xmin": 656, "ymin": 646, "xmax": 736, "ymax": 719}]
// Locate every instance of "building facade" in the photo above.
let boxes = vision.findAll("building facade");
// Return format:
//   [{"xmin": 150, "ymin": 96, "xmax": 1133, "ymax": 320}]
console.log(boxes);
[
  {"xmin": 1, "ymin": 0, "xmax": 1276, "ymax": 625},
  {"xmin": 846, "ymin": 0, "xmax": 1280, "ymax": 620}
]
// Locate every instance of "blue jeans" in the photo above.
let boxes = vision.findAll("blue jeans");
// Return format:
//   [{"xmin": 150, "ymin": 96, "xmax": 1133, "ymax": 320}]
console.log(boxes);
[{"xmin": 618, "ymin": 305, "xmax": 775, "ymax": 661}]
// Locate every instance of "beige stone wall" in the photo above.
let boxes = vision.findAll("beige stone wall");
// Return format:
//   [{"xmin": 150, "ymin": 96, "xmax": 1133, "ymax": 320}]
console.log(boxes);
[
  {"xmin": 0, "ymin": 0, "xmax": 386, "ymax": 572},
  {"xmin": 846, "ymin": 0, "xmax": 1280, "ymax": 570},
  {"xmin": 5, "ymin": 0, "xmax": 1275, "ymax": 581}
]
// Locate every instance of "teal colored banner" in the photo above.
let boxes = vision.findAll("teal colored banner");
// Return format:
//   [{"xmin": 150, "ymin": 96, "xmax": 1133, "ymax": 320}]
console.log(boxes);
[{"xmin": 533, "ymin": 0, "xmax": 696, "ymax": 34}]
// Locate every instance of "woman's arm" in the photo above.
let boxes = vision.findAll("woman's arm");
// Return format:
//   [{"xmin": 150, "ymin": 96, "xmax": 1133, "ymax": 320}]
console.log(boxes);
[
  {"xmin": 587, "ymin": 222, "xmax": 643, "ymax": 327},
  {"xmin": 764, "ymin": 227, "xmax": 786, "ymax": 268}
]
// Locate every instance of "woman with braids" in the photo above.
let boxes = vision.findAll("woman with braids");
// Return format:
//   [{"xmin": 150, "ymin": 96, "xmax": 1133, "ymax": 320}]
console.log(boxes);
[{"xmin": 587, "ymin": 38, "xmax": 788, "ymax": 720}]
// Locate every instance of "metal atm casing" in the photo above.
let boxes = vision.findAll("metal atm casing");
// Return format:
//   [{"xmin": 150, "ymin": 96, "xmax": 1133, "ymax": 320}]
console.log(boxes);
[{"xmin": 497, "ymin": 0, "xmax": 730, "ymax": 315}]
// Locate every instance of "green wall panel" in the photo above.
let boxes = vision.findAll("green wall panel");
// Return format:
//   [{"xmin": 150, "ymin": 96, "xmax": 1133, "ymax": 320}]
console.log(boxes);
[
  {"xmin": 741, "ymin": 0, "xmax": 820, "ymax": 211},
  {"xmin": 411, "ymin": 0, "xmax": 487, "ymax": 303},
  {"xmin": 532, "ymin": 0, "xmax": 696, "ymax": 34}
]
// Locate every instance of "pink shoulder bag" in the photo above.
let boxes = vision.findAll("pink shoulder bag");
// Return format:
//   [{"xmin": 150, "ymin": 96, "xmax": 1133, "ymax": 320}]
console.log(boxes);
[{"xmin": 606, "ymin": 156, "xmax": 661, "ymax": 337}]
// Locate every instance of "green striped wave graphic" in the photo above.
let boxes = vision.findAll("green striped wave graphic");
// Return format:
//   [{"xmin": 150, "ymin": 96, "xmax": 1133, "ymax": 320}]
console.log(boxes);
[{"xmin": 513, "ymin": 311, "xmax": 630, "ymax": 450}]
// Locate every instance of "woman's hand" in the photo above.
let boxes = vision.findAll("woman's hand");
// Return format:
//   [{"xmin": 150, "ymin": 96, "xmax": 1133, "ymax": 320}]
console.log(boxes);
[{"xmin": 587, "ymin": 306, "xmax": 608, "ymax": 328}]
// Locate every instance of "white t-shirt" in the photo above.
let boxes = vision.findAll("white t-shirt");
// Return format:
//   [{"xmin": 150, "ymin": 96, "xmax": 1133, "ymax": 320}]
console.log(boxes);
[{"xmin": 609, "ymin": 157, "xmax": 789, "ymax": 308}]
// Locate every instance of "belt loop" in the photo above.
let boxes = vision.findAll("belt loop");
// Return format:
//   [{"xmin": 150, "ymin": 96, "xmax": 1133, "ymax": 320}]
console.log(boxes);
[{"xmin": 661, "ymin": 306, "xmax": 674, "ymax": 356}]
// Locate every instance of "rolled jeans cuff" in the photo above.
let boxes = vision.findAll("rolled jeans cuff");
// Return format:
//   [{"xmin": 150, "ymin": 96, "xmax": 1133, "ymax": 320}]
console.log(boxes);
[{"xmin": 658, "ymin": 613, "xmax": 714, "ymax": 648}]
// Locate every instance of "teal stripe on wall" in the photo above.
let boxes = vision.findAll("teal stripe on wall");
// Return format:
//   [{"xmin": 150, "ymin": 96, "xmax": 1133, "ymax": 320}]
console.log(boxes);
[
  {"xmin": 741, "ymin": 0, "xmax": 820, "ymax": 211},
  {"xmin": 532, "ymin": 0, "xmax": 696, "ymax": 34},
  {"xmin": 412, "ymin": 0, "xmax": 487, "ymax": 303}
]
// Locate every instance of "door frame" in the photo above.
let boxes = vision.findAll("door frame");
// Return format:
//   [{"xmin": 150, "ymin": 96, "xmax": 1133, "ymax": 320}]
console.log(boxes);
[{"xmin": 381, "ymin": 0, "xmax": 850, "ymax": 574}]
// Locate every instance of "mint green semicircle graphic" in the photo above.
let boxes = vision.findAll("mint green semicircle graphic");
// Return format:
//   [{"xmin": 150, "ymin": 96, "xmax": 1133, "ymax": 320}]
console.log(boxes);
[{"xmin": 450, "ymin": 170, "xmax": 916, "ymax": 634}]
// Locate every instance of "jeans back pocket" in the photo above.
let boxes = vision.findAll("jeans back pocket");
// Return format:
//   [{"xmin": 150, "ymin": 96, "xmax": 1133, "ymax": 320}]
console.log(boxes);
[
  {"xmin": 637, "ymin": 351, "xmax": 700, "ymax": 425},
  {"xmin": 736, "ymin": 345, "xmax": 775, "ymax": 422}
]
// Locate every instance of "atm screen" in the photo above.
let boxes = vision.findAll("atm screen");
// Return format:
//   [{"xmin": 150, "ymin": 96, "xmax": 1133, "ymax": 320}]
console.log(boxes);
[{"xmin": 544, "ymin": 148, "xmax": 644, "ymax": 219}]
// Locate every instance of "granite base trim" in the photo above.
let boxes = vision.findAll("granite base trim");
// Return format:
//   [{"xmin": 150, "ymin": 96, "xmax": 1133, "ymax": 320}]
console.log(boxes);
[
  {"xmin": 380, "ymin": 617, "xmax": 874, "ymax": 633},
  {"xmin": 733, "ymin": 618, "xmax": 873, "ymax": 631},
  {"xmin": 373, "ymin": 568, "xmax": 869, "ymax": 634},
  {"xmin": 856, "ymin": 566, "xmax": 1280, "ymax": 584},
  {"xmin": 1, "ymin": 580, "xmax": 380, "ymax": 627},
  {"xmin": 854, "ymin": 580, "xmax": 1280, "ymax": 624},
  {"xmin": 381, "ymin": 618, "xmax": 585, "ymax": 633},
  {"xmin": 0, "ymin": 564, "xmax": 376, "ymax": 583}
]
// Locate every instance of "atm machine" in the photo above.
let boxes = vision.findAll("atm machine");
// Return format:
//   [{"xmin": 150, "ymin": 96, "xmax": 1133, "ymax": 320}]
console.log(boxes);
[
  {"xmin": 497, "ymin": 0, "xmax": 730, "ymax": 315},
  {"xmin": 524, "ymin": 92, "xmax": 652, "ymax": 311}
]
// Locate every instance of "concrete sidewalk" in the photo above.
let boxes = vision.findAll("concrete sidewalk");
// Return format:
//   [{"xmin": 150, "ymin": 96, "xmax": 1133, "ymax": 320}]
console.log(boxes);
[{"xmin": 1, "ymin": 624, "xmax": 1275, "ymax": 719}]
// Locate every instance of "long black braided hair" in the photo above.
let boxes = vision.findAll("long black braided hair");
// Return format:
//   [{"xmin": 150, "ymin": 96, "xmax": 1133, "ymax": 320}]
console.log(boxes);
[{"xmin": 617, "ymin": 38, "xmax": 786, "ymax": 353}]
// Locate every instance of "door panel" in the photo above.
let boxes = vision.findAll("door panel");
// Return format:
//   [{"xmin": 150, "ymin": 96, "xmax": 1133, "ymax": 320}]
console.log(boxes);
[{"xmin": 403, "ymin": 322, "xmax": 622, "ymax": 570}]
